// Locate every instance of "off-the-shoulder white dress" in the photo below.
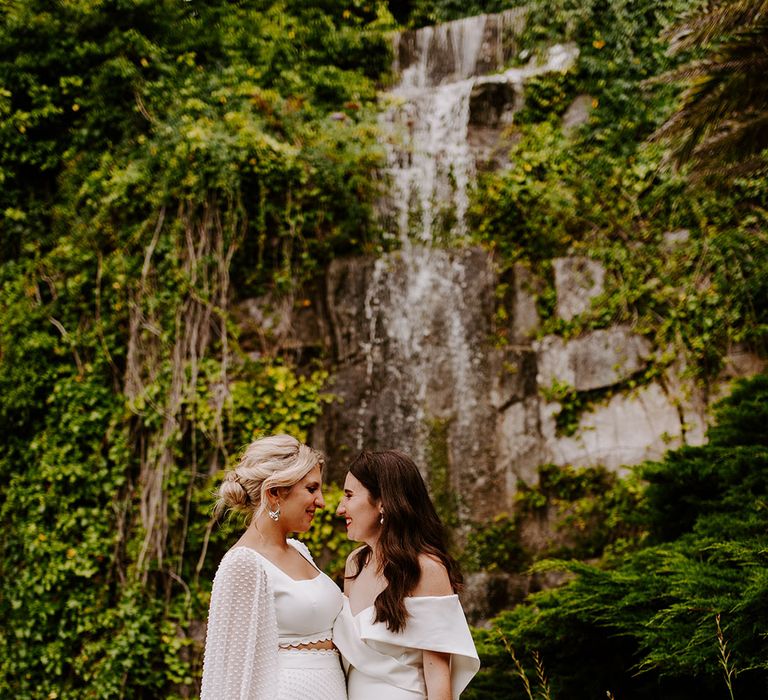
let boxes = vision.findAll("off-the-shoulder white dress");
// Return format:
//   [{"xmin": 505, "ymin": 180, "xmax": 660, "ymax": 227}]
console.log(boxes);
[
  {"xmin": 201, "ymin": 538, "xmax": 346, "ymax": 700},
  {"xmin": 333, "ymin": 594, "xmax": 480, "ymax": 700}
]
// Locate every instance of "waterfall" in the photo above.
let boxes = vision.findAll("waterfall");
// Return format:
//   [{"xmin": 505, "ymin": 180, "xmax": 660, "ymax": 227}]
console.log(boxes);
[
  {"xmin": 334, "ymin": 11, "xmax": 578, "ymax": 517},
  {"xmin": 382, "ymin": 11, "xmax": 578, "ymax": 243}
]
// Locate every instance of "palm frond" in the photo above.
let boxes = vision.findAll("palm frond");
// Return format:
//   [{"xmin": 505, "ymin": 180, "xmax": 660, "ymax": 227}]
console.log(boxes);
[
  {"xmin": 687, "ymin": 152, "xmax": 768, "ymax": 181},
  {"xmin": 654, "ymin": 64, "xmax": 765, "ymax": 143},
  {"xmin": 650, "ymin": 0, "xmax": 768, "ymax": 172},
  {"xmin": 650, "ymin": 55, "xmax": 768, "ymax": 85},
  {"xmin": 664, "ymin": 0, "xmax": 768, "ymax": 53},
  {"xmin": 692, "ymin": 112, "xmax": 768, "ymax": 163}
]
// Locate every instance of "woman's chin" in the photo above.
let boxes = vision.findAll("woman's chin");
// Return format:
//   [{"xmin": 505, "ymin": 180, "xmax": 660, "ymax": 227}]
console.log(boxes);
[
  {"xmin": 346, "ymin": 528, "xmax": 365, "ymax": 543},
  {"xmin": 290, "ymin": 519, "xmax": 313, "ymax": 534}
]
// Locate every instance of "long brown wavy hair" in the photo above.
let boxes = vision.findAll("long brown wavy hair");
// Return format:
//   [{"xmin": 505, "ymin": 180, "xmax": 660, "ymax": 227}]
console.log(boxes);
[{"xmin": 346, "ymin": 450, "xmax": 463, "ymax": 633}]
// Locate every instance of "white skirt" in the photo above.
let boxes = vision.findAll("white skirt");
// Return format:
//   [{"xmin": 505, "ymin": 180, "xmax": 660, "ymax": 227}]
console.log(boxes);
[{"xmin": 277, "ymin": 649, "xmax": 347, "ymax": 700}]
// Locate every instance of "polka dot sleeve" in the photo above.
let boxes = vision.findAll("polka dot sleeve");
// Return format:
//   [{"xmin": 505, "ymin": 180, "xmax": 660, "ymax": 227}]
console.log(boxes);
[{"xmin": 201, "ymin": 548, "xmax": 278, "ymax": 699}]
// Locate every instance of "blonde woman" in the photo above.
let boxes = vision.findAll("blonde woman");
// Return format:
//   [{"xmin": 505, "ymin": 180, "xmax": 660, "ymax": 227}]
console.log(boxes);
[{"xmin": 201, "ymin": 434, "xmax": 346, "ymax": 700}]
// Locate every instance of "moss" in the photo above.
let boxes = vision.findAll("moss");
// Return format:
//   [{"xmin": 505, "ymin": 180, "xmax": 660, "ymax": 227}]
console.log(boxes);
[{"xmin": 425, "ymin": 417, "xmax": 460, "ymax": 530}]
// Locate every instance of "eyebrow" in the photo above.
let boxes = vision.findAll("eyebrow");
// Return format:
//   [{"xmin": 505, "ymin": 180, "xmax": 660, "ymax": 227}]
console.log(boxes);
[
  {"xmin": 306, "ymin": 481, "xmax": 320, "ymax": 488},
  {"xmin": 344, "ymin": 489, "xmax": 353, "ymax": 495}
]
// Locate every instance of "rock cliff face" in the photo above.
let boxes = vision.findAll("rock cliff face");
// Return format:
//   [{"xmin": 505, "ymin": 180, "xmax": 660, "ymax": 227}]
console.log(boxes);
[
  {"xmin": 234, "ymin": 11, "xmax": 765, "ymax": 622},
  {"xmin": 309, "ymin": 253, "xmax": 762, "ymax": 497},
  {"xmin": 235, "ymin": 249, "xmax": 764, "ymax": 623},
  {"xmin": 316, "ymin": 247, "xmax": 501, "ymax": 524}
]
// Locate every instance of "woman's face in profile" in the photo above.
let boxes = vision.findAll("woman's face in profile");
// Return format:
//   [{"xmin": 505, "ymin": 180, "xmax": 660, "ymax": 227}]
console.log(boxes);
[
  {"xmin": 337, "ymin": 472, "xmax": 381, "ymax": 543},
  {"xmin": 279, "ymin": 463, "xmax": 325, "ymax": 532}
]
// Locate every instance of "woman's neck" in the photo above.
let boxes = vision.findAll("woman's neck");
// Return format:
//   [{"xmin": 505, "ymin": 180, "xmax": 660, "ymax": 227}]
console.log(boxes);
[
  {"xmin": 364, "ymin": 539, "xmax": 383, "ymax": 570},
  {"xmin": 244, "ymin": 514, "xmax": 290, "ymax": 550}
]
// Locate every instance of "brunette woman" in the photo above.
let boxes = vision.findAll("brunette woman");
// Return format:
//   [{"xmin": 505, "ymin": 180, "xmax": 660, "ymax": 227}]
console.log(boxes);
[{"xmin": 333, "ymin": 450, "xmax": 479, "ymax": 700}]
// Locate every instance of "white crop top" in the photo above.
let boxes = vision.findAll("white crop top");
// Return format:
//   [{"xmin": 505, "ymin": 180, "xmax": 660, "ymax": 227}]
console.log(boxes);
[
  {"xmin": 200, "ymin": 539, "xmax": 343, "ymax": 699},
  {"xmin": 254, "ymin": 538, "xmax": 343, "ymax": 647}
]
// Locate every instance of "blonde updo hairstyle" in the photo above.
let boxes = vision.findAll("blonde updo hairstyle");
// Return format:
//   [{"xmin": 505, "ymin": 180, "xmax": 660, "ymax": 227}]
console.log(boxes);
[{"xmin": 216, "ymin": 434, "xmax": 324, "ymax": 520}]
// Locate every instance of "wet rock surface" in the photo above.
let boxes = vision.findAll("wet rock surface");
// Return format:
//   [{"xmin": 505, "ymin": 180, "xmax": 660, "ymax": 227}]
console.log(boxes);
[{"xmin": 535, "ymin": 326, "xmax": 653, "ymax": 392}]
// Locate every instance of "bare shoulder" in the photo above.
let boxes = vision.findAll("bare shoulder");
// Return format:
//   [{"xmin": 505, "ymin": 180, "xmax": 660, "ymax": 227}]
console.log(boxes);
[{"xmin": 412, "ymin": 553, "xmax": 453, "ymax": 597}]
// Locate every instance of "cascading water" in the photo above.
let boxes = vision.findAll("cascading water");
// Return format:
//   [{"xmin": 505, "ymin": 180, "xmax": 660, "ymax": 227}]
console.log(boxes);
[
  {"xmin": 342, "ymin": 11, "xmax": 578, "ymax": 517},
  {"xmin": 383, "ymin": 10, "xmax": 577, "ymax": 242}
]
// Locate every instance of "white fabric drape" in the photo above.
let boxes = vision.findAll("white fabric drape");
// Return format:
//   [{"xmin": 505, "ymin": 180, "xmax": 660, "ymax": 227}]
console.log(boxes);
[
  {"xmin": 200, "ymin": 547, "xmax": 279, "ymax": 699},
  {"xmin": 334, "ymin": 594, "xmax": 480, "ymax": 700}
]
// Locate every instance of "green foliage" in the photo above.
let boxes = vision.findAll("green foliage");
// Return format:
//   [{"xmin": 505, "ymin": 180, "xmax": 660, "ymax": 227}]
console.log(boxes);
[
  {"xmin": 463, "ymin": 463, "xmax": 642, "ymax": 576},
  {"xmin": 706, "ymin": 374, "xmax": 768, "ymax": 448},
  {"xmin": 426, "ymin": 417, "xmax": 460, "ymax": 530},
  {"xmin": 473, "ymin": 375, "xmax": 768, "ymax": 699},
  {"xmin": 540, "ymin": 380, "xmax": 588, "ymax": 437},
  {"xmin": 3, "ymin": 1, "xmax": 768, "ymax": 697},
  {"xmin": 470, "ymin": 122, "xmax": 579, "ymax": 264},
  {"xmin": 0, "ymin": 1, "xmax": 393, "ymax": 697},
  {"xmin": 462, "ymin": 514, "xmax": 524, "ymax": 574},
  {"xmin": 1, "ymin": 0, "xmax": 393, "ymax": 278},
  {"xmin": 397, "ymin": 0, "xmax": 514, "ymax": 27},
  {"xmin": 516, "ymin": 463, "xmax": 644, "ymax": 561},
  {"xmin": 469, "ymin": 0, "xmax": 768, "ymax": 378},
  {"xmin": 187, "ymin": 358, "xmax": 333, "ymax": 447},
  {"xmin": 515, "ymin": 70, "xmax": 578, "ymax": 125}
]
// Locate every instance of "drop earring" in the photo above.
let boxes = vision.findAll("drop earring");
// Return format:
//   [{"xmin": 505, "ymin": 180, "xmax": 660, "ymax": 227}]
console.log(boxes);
[
  {"xmin": 379, "ymin": 511, "xmax": 384, "ymax": 525},
  {"xmin": 268, "ymin": 502, "xmax": 281, "ymax": 521}
]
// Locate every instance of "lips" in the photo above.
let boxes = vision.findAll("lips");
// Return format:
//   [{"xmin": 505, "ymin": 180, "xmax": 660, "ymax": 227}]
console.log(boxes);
[{"xmin": 345, "ymin": 518, "xmax": 352, "ymax": 528}]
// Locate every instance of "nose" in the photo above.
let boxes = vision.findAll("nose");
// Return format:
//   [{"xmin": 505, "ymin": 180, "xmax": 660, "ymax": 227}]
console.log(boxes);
[
  {"xmin": 336, "ymin": 501, "xmax": 345, "ymax": 516},
  {"xmin": 316, "ymin": 490, "xmax": 326, "ymax": 509}
]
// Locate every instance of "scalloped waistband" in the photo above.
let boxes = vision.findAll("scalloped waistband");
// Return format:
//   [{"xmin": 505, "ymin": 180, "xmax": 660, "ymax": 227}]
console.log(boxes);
[{"xmin": 277, "ymin": 648, "xmax": 341, "ymax": 669}]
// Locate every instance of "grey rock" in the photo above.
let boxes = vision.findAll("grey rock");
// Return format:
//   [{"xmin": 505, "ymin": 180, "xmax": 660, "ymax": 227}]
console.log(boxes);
[
  {"xmin": 721, "ymin": 345, "xmax": 767, "ymax": 378},
  {"xmin": 461, "ymin": 571, "xmax": 530, "ymax": 626},
  {"xmin": 561, "ymin": 94, "xmax": 594, "ymax": 136},
  {"xmin": 326, "ymin": 257, "xmax": 377, "ymax": 363},
  {"xmin": 553, "ymin": 256, "xmax": 605, "ymax": 321},
  {"xmin": 662, "ymin": 229, "xmax": 690, "ymax": 249},
  {"xmin": 535, "ymin": 326, "xmax": 652, "ymax": 392},
  {"xmin": 544, "ymin": 382, "xmax": 683, "ymax": 472},
  {"xmin": 497, "ymin": 395, "xmax": 545, "ymax": 489},
  {"xmin": 231, "ymin": 292, "xmax": 326, "ymax": 360},
  {"xmin": 491, "ymin": 347, "xmax": 538, "ymax": 409},
  {"xmin": 469, "ymin": 81, "xmax": 518, "ymax": 129},
  {"xmin": 511, "ymin": 263, "xmax": 542, "ymax": 341},
  {"xmin": 467, "ymin": 81, "xmax": 521, "ymax": 170}
]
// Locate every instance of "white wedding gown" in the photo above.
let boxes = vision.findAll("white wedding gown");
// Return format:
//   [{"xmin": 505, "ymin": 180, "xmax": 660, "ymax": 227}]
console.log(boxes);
[{"xmin": 333, "ymin": 594, "xmax": 480, "ymax": 700}]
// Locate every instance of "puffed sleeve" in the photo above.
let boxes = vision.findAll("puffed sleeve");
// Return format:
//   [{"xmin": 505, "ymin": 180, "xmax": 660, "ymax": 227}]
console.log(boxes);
[{"xmin": 200, "ymin": 547, "xmax": 278, "ymax": 699}]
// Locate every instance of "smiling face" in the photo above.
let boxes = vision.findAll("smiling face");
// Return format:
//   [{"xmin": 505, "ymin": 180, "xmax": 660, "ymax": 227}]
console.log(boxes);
[
  {"xmin": 336, "ymin": 472, "xmax": 382, "ymax": 544},
  {"xmin": 277, "ymin": 463, "xmax": 325, "ymax": 533}
]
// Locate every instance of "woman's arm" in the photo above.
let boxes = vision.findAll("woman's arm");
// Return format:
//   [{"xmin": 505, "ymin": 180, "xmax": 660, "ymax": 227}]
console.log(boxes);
[
  {"xmin": 200, "ymin": 549, "xmax": 277, "ymax": 699},
  {"xmin": 423, "ymin": 649, "xmax": 452, "ymax": 700},
  {"xmin": 415, "ymin": 554, "xmax": 454, "ymax": 699}
]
